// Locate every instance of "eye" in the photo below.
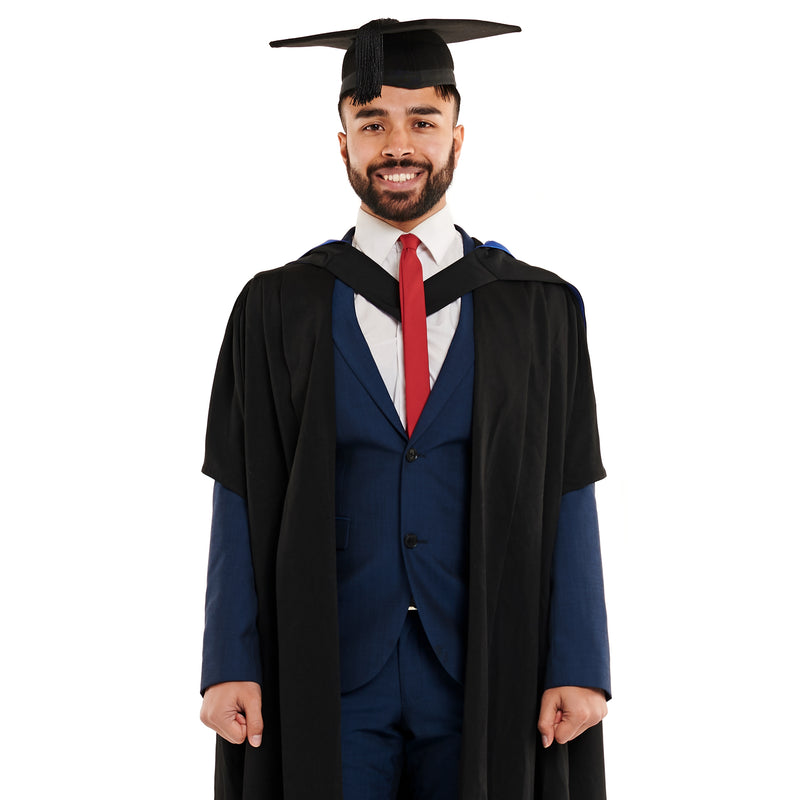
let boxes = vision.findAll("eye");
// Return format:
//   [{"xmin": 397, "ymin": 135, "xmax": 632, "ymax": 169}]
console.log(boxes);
[
  {"xmin": 413, "ymin": 120, "xmax": 434, "ymax": 129},
  {"xmin": 362, "ymin": 123, "xmax": 384, "ymax": 132}
]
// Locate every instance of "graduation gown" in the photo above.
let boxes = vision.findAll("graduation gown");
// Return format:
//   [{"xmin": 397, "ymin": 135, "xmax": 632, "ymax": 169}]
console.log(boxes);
[{"xmin": 202, "ymin": 238, "xmax": 607, "ymax": 800}]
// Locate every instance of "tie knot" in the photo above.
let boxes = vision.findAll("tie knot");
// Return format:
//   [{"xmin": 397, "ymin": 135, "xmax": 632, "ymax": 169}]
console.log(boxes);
[{"xmin": 399, "ymin": 233, "xmax": 421, "ymax": 252}]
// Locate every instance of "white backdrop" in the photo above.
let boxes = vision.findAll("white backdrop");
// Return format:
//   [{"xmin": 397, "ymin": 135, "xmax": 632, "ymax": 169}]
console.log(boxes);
[{"xmin": 1, "ymin": 1, "xmax": 798, "ymax": 797}]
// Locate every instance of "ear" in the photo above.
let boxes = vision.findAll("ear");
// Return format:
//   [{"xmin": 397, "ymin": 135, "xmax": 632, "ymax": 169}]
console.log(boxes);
[
  {"xmin": 338, "ymin": 131, "xmax": 348, "ymax": 165},
  {"xmin": 452, "ymin": 124, "xmax": 465, "ymax": 168}
]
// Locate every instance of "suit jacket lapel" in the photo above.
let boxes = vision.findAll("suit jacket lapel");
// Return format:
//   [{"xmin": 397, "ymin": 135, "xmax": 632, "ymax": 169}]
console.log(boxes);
[
  {"xmin": 331, "ymin": 278, "xmax": 406, "ymax": 438},
  {"xmin": 411, "ymin": 292, "xmax": 475, "ymax": 443}
]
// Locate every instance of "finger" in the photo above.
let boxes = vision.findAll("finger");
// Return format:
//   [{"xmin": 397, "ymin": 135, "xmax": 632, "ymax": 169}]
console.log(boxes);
[
  {"xmin": 200, "ymin": 695, "xmax": 245, "ymax": 744},
  {"xmin": 555, "ymin": 691, "xmax": 607, "ymax": 744},
  {"xmin": 559, "ymin": 704, "xmax": 606, "ymax": 744},
  {"xmin": 537, "ymin": 691, "xmax": 561, "ymax": 748},
  {"xmin": 553, "ymin": 709, "xmax": 590, "ymax": 745},
  {"xmin": 242, "ymin": 693, "xmax": 264, "ymax": 748},
  {"xmin": 218, "ymin": 697, "xmax": 250, "ymax": 745},
  {"xmin": 201, "ymin": 699, "xmax": 247, "ymax": 745},
  {"xmin": 204, "ymin": 702, "xmax": 247, "ymax": 745},
  {"xmin": 219, "ymin": 717, "xmax": 248, "ymax": 745}
]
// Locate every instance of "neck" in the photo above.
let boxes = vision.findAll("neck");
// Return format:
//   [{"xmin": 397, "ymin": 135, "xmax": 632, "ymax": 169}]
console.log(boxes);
[{"xmin": 359, "ymin": 196, "xmax": 447, "ymax": 233}]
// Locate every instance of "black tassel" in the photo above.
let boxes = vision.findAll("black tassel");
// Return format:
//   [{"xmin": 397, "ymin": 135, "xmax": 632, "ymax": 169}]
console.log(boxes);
[{"xmin": 353, "ymin": 18, "xmax": 396, "ymax": 105}]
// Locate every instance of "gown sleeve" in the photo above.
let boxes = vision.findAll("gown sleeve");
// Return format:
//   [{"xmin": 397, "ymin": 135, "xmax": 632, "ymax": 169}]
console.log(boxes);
[
  {"xmin": 561, "ymin": 285, "xmax": 606, "ymax": 493},
  {"xmin": 202, "ymin": 282, "xmax": 253, "ymax": 497}
]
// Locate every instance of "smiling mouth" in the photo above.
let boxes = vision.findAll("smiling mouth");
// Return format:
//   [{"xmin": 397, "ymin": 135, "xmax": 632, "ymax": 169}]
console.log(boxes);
[{"xmin": 379, "ymin": 172, "xmax": 420, "ymax": 183}]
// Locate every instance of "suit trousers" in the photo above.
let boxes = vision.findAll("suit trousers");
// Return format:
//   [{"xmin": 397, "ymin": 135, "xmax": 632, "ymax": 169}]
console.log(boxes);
[{"xmin": 340, "ymin": 611, "xmax": 464, "ymax": 800}]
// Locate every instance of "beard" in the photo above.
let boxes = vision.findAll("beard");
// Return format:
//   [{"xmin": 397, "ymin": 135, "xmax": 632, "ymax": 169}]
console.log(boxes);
[{"xmin": 345, "ymin": 144, "xmax": 456, "ymax": 223}]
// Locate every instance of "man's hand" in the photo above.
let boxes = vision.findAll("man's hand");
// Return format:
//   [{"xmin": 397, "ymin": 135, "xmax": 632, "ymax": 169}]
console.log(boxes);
[
  {"xmin": 537, "ymin": 686, "xmax": 607, "ymax": 748},
  {"xmin": 200, "ymin": 681, "xmax": 263, "ymax": 747}
]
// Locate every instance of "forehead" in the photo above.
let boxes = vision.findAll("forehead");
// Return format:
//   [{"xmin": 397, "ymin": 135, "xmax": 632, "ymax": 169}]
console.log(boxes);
[{"xmin": 341, "ymin": 85, "xmax": 454, "ymax": 120}]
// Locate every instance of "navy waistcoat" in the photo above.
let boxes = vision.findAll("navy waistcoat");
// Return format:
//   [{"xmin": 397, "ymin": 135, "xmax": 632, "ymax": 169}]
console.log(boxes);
[{"xmin": 332, "ymin": 279, "xmax": 475, "ymax": 693}]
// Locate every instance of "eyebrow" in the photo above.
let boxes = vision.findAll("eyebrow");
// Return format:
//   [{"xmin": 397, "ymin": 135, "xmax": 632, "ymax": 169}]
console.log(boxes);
[
  {"xmin": 408, "ymin": 105, "xmax": 443, "ymax": 117},
  {"xmin": 352, "ymin": 105, "xmax": 444, "ymax": 120}
]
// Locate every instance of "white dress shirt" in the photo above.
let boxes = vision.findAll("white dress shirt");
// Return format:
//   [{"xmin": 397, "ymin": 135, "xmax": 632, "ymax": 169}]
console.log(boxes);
[{"xmin": 351, "ymin": 206, "xmax": 464, "ymax": 429}]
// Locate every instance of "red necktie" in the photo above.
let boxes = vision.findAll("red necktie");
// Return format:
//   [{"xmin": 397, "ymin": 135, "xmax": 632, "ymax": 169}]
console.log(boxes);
[{"xmin": 398, "ymin": 234, "xmax": 429, "ymax": 435}]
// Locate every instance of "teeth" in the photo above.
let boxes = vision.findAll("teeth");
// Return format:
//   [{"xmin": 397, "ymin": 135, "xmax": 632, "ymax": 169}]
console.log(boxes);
[{"xmin": 381, "ymin": 173, "xmax": 416, "ymax": 183}]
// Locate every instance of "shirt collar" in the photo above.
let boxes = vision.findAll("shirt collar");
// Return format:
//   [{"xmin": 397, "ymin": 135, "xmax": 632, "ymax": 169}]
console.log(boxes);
[{"xmin": 353, "ymin": 205, "xmax": 460, "ymax": 269}]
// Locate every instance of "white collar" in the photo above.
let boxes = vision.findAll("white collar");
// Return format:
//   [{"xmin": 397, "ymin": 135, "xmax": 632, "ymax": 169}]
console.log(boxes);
[{"xmin": 353, "ymin": 206, "xmax": 460, "ymax": 270}]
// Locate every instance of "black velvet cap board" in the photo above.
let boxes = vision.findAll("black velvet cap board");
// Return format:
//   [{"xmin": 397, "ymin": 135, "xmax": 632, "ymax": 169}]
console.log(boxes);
[{"xmin": 269, "ymin": 18, "xmax": 521, "ymax": 105}]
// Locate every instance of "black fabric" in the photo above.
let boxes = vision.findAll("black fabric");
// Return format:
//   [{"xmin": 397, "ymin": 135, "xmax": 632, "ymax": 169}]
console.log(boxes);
[
  {"xmin": 269, "ymin": 18, "xmax": 521, "ymax": 103},
  {"xmin": 298, "ymin": 239, "xmax": 569, "ymax": 322},
  {"xmin": 202, "ymin": 241, "xmax": 606, "ymax": 799},
  {"xmin": 269, "ymin": 19, "xmax": 521, "ymax": 52}
]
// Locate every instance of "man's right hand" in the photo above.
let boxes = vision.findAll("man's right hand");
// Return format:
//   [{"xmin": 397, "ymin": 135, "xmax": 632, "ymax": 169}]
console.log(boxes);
[{"xmin": 200, "ymin": 681, "xmax": 263, "ymax": 747}]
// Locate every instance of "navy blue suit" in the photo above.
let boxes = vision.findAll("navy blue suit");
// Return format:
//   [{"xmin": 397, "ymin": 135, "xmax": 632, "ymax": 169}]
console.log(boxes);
[
  {"xmin": 202, "ymin": 483, "xmax": 610, "ymax": 695},
  {"xmin": 332, "ymin": 282, "xmax": 477, "ymax": 795},
  {"xmin": 333, "ymin": 280, "xmax": 474, "ymax": 691}
]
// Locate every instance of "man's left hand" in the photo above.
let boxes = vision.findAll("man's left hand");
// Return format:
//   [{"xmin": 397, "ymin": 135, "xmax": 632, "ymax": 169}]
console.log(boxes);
[{"xmin": 537, "ymin": 686, "xmax": 607, "ymax": 748}]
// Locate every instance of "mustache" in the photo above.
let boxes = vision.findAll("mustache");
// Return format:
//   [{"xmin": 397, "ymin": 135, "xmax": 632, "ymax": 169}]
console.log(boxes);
[{"xmin": 367, "ymin": 159, "xmax": 430, "ymax": 176}]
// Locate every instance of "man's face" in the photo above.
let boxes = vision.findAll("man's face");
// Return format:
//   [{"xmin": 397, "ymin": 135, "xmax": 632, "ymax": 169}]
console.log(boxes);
[{"xmin": 338, "ymin": 85, "xmax": 464, "ymax": 229}]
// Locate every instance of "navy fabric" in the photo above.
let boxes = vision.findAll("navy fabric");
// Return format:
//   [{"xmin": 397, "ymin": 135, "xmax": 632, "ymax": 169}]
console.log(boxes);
[
  {"xmin": 201, "ymin": 481, "xmax": 262, "ymax": 694},
  {"xmin": 546, "ymin": 483, "xmax": 611, "ymax": 696},
  {"xmin": 201, "ymin": 481, "xmax": 611, "ymax": 696},
  {"xmin": 332, "ymin": 278, "xmax": 474, "ymax": 692},
  {"xmin": 340, "ymin": 612, "xmax": 463, "ymax": 800}
]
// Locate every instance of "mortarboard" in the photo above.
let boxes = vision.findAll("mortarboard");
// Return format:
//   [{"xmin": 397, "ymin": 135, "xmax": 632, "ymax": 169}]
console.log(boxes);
[{"xmin": 269, "ymin": 18, "xmax": 521, "ymax": 106}]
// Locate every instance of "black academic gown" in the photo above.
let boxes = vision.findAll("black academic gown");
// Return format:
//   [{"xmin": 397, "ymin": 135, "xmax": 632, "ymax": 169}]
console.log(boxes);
[{"xmin": 202, "ymin": 240, "xmax": 607, "ymax": 800}]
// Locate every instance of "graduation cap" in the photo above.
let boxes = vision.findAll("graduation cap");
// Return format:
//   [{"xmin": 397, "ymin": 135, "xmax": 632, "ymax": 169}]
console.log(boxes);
[{"xmin": 269, "ymin": 18, "xmax": 521, "ymax": 106}]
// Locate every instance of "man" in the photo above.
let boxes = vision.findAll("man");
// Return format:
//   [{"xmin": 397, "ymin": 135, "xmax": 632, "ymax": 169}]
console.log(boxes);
[{"xmin": 200, "ymin": 18, "xmax": 610, "ymax": 800}]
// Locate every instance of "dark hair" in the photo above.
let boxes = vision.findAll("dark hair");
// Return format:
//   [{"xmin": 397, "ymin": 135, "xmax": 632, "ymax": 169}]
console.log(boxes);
[{"xmin": 338, "ymin": 84, "xmax": 461, "ymax": 126}]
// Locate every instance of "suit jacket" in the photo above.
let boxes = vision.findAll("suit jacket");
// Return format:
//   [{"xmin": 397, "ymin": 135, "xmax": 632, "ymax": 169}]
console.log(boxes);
[{"xmin": 333, "ymin": 281, "xmax": 474, "ymax": 690}]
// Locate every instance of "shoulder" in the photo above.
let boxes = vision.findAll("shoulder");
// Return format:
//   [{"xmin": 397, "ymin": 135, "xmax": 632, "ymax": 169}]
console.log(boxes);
[
  {"xmin": 472, "ymin": 245, "xmax": 573, "ymax": 291},
  {"xmin": 473, "ymin": 246, "xmax": 586, "ymax": 324},
  {"xmin": 250, "ymin": 257, "xmax": 334, "ymax": 292},
  {"xmin": 233, "ymin": 255, "xmax": 336, "ymax": 312}
]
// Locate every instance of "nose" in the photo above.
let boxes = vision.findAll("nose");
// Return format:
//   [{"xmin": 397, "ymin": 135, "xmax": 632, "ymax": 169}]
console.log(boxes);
[{"xmin": 382, "ymin": 129, "xmax": 413, "ymax": 159}]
